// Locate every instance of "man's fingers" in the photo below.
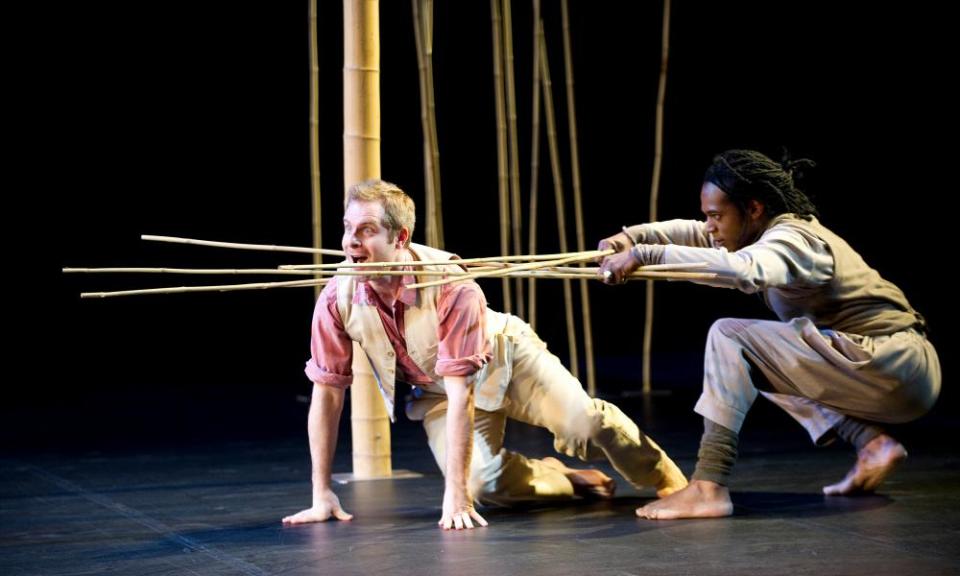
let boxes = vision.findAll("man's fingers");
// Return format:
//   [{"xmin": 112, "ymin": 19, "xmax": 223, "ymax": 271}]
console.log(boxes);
[
  {"xmin": 462, "ymin": 513, "xmax": 474, "ymax": 530},
  {"xmin": 470, "ymin": 510, "xmax": 489, "ymax": 527},
  {"xmin": 453, "ymin": 514, "xmax": 464, "ymax": 530}
]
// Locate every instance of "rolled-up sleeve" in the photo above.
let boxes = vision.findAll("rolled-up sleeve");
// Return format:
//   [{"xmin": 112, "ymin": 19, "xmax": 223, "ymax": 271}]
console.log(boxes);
[
  {"xmin": 304, "ymin": 281, "xmax": 354, "ymax": 388},
  {"xmin": 435, "ymin": 282, "xmax": 491, "ymax": 376}
]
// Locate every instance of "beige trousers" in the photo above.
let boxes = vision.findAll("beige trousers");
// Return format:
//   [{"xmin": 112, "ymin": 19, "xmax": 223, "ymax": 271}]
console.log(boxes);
[
  {"xmin": 407, "ymin": 317, "xmax": 681, "ymax": 506},
  {"xmin": 695, "ymin": 317, "xmax": 941, "ymax": 443}
]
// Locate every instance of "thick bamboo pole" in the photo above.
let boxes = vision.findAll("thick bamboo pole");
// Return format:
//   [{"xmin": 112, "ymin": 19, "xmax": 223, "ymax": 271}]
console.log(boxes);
[
  {"xmin": 490, "ymin": 0, "xmax": 512, "ymax": 313},
  {"xmin": 560, "ymin": 0, "xmax": 595, "ymax": 395},
  {"xmin": 643, "ymin": 0, "xmax": 671, "ymax": 395},
  {"xmin": 344, "ymin": 0, "xmax": 391, "ymax": 479},
  {"xmin": 309, "ymin": 0, "xmax": 324, "ymax": 299},
  {"xmin": 539, "ymin": 29, "xmax": 580, "ymax": 379},
  {"xmin": 527, "ymin": 0, "xmax": 542, "ymax": 329},
  {"xmin": 502, "ymin": 0, "xmax": 524, "ymax": 320}
]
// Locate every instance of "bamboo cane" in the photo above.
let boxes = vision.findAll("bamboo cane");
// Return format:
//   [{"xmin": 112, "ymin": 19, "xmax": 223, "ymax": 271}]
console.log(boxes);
[
  {"xmin": 412, "ymin": 0, "xmax": 437, "ymax": 247},
  {"xmin": 66, "ymin": 266, "xmax": 496, "ymax": 277},
  {"xmin": 643, "ymin": 0, "xmax": 671, "ymax": 396},
  {"xmin": 65, "ymin": 262, "xmax": 708, "ymax": 277},
  {"xmin": 539, "ymin": 27, "xmax": 579, "ymax": 378},
  {"xmin": 528, "ymin": 0, "xmax": 543, "ymax": 329},
  {"xmin": 141, "ymin": 235, "xmax": 345, "ymax": 256},
  {"xmin": 491, "ymin": 0, "xmax": 512, "ymax": 313},
  {"xmin": 423, "ymin": 0, "xmax": 444, "ymax": 247},
  {"xmin": 560, "ymin": 0, "xmax": 595, "ymax": 395},
  {"xmin": 309, "ymin": 0, "xmax": 324, "ymax": 298},
  {"xmin": 502, "ymin": 0, "xmax": 524, "ymax": 319},
  {"xmin": 65, "ymin": 267, "xmax": 317, "ymax": 275},
  {"xmin": 407, "ymin": 249, "xmax": 611, "ymax": 290},
  {"xmin": 280, "ymin": 248, "xmax": 610, "ymax": 270},
  {"xmin": 77, "ymin": 268, "xmax": 717, "ymax": 299},
  {"xmin": 81, "ymin": 278, "xmax": 328, "ymax": 298},
  {"xmin": 344, "ymin": 0, "xmax": 390, "ymax": 480}
]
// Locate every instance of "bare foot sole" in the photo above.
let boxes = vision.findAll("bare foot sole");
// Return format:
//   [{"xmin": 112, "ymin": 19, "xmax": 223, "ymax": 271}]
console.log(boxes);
[
  {"xmin": 823, "ymin": 435, "xmax": 907, "ymax": 496},
  {"xmin": 636, "ymin": 480, "xmax": 733, "ymax": 520},
  {"xmin": 542, "ymin": 456, "xmax": 616, "ymax": 499}
]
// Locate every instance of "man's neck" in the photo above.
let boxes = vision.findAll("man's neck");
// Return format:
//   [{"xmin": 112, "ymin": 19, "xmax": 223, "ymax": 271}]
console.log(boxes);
[{"xmin": 368, "ymin": 247, "xmax": 410, "ymax": 307}]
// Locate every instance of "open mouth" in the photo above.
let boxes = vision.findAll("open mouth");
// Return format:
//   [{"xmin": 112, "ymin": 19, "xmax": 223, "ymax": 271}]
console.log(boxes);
[{"xmin": 350, "ymin": 255, "xmax": 369, "ymax": 264}]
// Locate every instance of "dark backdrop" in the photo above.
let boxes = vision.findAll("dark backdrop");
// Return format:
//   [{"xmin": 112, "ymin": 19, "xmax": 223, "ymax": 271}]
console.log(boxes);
[{"xmin": 22, "ymin": 1, "xmax": 954, "ymax": 451}]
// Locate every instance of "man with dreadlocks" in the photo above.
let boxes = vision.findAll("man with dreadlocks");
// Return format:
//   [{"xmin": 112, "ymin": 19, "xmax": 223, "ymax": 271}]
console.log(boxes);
[{"xmin": 597, "ymin": 149, "xmax": 940, "ymax": 519}]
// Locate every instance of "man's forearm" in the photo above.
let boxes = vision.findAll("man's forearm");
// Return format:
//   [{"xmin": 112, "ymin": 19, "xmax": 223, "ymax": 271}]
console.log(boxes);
[
  {"xmin": 443, "ymin": 376, "xmax": 474, "ymax": 492},
  {"xmin": 308, "ymin": 383, "xmax": 346, "ymax": 499}
]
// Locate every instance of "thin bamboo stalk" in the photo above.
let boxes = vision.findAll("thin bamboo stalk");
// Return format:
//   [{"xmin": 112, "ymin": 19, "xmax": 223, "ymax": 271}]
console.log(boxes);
[
  {"xmin": 65, "ymin": 267, "xmax": 318, "ymax": 275},
  {"xmin": 539, "ymin": 27, "xmax": 579, "ymax": 378},
  {"xmin": 78, "ymin": 268, "xmax": 716, "ymax": 299},
  {"xmin": 491, "ymin": 0, "xmax": 512, "ymax": 313},
  {"xmin": 280, "ymin": 248, "xmax": 610, "ymax": 270},
  {"xmin": 502, "ymin": 0, "xmax": 524, "ymax": 319},
  {"xmin": 527, "ymin": 0, "xmax": 543, "ymax": 329},
  {"xmin": 506, "ymin": 270, "xmax": 717, "ymax": 281},
  {"xmin": 560, "ymin": 0, "xmax": 595, "ymax": 394},
  {"xmin": 412, "ymin": 0, "xmax": 437, "ymax": 247},
  {"xmin": 141, "ymin": 235, "xmax": 345, "ymax": 256},
  {"xmin": 407, "ymin": 249, "xmax": 612, "ymax": 290},
  {"xmin": 309, "ymin": 0, "xmax": 324, "ymax": 299},
  {"xmin": 643, "ymin": 0, "xmax": 671, "ymax": 396},
  {"xmin": 423, "ymin": 0, "xmax": 444, "ymax": 248},
  {"xmin": 65, "ymin": 266, "xmax": 495, "ymax": 277},
  {"xmin": 549, "ymin": 262, "xmax": 708, "ymax": 272},
  {"xmin": 65, "ymin": 263, "xmax": 708, "ymax": 277},
  {"xmin": 81, "ymin": 278, "xmax": 328, "ymax": 298}
]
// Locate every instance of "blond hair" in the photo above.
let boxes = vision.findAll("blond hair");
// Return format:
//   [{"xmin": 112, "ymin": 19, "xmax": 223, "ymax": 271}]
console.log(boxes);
[{"xmin": 345, "ymin": 179, "xmax": 416, "ymax": 245}]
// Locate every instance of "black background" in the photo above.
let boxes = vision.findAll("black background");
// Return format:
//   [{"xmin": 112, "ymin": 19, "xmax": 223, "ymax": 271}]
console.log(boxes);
[{"xmin": 23, "ymin": 2, "xmax": 955, "ymax": 451}]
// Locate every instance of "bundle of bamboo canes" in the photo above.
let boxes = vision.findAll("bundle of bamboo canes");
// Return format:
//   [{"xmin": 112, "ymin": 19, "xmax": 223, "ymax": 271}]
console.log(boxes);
[{"xmin": 64, "ymin": 234, "xmax": 715, "ymax": 299}]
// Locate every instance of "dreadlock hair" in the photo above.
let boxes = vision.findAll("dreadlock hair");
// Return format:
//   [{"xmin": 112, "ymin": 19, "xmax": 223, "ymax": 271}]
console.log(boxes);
[{"xmin": 704, "ymin": 149, "xmax": 819, "ymax": 220}]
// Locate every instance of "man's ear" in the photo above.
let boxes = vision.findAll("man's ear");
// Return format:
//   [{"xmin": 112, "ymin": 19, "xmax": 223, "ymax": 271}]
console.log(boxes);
[
  {"xmin": 747, "ymin": 199, "xmax": 766, "ymax": 222},
  {"xmin": 396, "ymin": 226, "xmax": 410, "ymax": 247}
]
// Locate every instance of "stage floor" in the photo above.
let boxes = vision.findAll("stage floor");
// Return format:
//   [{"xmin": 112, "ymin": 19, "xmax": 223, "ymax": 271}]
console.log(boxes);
[{"xmin": 3, "ymin": 394, "xmax": 959, "ymax": 575}]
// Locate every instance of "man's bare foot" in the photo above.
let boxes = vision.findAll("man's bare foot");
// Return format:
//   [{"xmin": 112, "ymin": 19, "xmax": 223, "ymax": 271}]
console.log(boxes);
[
  {"xmin": 636, "ymin": 480, "xmax": 732, "ymax": 520},
  {"xmin": 541, "ymin": 456, "xmax": 616, "ymax": 499},
  {"xmin": 823, "ymin": 434, "xmax": 907, "ymax": 496},
  {"xmin": 655, "ymin": 455, "xmax": 689, "ymax": 498}
]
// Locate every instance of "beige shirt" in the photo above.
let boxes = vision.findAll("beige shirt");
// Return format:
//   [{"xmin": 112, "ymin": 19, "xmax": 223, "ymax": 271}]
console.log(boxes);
[{"xmin": 627, "ymin": 215, "xmax": 924, "ymax": 336}]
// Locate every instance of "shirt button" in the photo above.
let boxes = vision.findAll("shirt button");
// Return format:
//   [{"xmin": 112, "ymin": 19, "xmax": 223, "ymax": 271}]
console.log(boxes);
[{"xmin": 387, "ymin": 350, "xmax": 395, "ymax": 357}]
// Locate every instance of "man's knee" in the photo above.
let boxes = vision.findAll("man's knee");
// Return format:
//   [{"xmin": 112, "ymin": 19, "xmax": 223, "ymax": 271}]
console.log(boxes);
[
  {"xmin": 707, "ymin": 317, "xmax": 758, "ymax": 342},
  {"xmin": 552, "ymin": 398, "xmax": 627, "ymax": 459}
]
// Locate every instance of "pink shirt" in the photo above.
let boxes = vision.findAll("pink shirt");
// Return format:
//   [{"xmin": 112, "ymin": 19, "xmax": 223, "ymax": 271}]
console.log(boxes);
[{"xmin": 304, "ymin": 274, "xmax": 491, "ymax": 389}]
